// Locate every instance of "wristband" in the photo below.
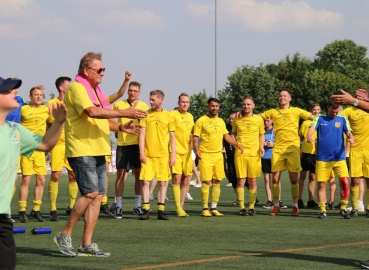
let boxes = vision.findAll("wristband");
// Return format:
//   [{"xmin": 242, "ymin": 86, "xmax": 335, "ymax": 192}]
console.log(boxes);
[{"xmin": 119, "ymin": 124, "xmax": 123, "ymax": 132}]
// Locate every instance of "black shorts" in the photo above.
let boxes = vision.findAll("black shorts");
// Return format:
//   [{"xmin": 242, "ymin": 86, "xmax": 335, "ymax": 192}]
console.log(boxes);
[
  {"xmin": 116, "ymin": 145, "xmax": 141, "ymax": 170},
  {"xmin": 262, "ymin": 158, "xmax": 271, "ymax": 174},
  {"xmin": 301, "ymin": 153, "xmax": 316, "ymax": 173},
  {"xmin": 0, "ymin": 214, "xmax": 16, "ymax": 270}
]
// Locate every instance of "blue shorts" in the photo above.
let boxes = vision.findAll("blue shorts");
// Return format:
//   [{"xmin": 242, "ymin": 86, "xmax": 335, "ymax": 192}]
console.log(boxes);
[{"xmin": 68, "ymin": 156, "xmax": 106, "ymax": 195}]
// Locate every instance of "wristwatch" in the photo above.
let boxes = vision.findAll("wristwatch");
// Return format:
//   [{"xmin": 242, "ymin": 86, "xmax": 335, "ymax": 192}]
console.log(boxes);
[{"xmin": 354, "ymin": 99, "xmax": 359, "ymax": 107}]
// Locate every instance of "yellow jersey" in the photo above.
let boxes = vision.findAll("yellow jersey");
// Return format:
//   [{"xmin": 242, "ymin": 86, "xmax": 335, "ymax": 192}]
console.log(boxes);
[
  {"xmin": 46, "ymin": 97, "xmax": 65, "ymax": 145},
  {"xmin": 193, "ymin": 115, "xmax": 228, "ymax": 153},
  {"xmin": 20, "ymin": 105, "xmax": 49, "ymax": 136},
  {"xmin": 170, "ymin": 110, "xmax": 194, "ymax": 155},
  {"xmin": 141, "ymin": 109, "xmax": 175, "ymax": 158},
  {"xmin": 299, "ymin": 119, "xmax": 316, "ymax": 154},
  {"xmin": 261, "ymin": 107, "xmax": 311, "ymax": 148},
  {"xmin": 232, "ymin": 115, "xmax": 265, "ymax": 156},
  {"xmin": 64, "ymin": 81, "xmax": 111, "ymax": 157},
  {"xmin": 340, "ymin": 107, "xmax": 369, "ymax": 150},
  {"xmin": 112, "ymin": 100, "xmax": 149, "ymax": 146}
]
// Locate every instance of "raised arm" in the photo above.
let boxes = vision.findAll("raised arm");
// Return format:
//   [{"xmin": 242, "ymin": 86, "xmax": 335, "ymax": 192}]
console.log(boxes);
[{"xmin": 107, "ymin": 71, "xmax": 132, "ymax": 103}]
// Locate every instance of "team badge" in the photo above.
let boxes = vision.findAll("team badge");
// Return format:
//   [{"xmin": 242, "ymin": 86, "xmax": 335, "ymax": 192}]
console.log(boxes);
[{"xmin": 335, "ymin": 122, "xmax": 340, "ymax": 128}]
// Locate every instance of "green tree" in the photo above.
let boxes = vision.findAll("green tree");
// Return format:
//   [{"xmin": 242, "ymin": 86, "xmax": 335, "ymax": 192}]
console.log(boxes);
[
  {"xmin": 49, "ymin": 93, "xmax": 55, "ymax": 99},
  {"xmin": 188, "ymin": 89, "xmax": 210, "ymax": 121}
]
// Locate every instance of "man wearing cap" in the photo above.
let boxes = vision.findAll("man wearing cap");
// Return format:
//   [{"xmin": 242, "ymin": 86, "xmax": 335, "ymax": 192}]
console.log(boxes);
[{"xmin": 0, "ymin": 77, "xmax": 67, "ymax": 270}]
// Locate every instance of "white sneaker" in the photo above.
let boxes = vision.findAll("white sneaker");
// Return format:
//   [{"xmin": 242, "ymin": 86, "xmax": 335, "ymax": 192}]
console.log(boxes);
[
  {"xmin": 190, "ymin": 180, "xmax": 196, "ymax": 186},
  {"xmin": 358, "ymin": 201, "xmax": 365, "ymax": 212},
  {"xmin": 186, "ymin": 193, "xmax": 193, "ymax": 200},
  {"xmin": 194, "ymin": 183, "xmax": 202, "ymax": 188},
  {"xmin": 149, "ymin": 193, "xmax": 155, "ymax": 201}
]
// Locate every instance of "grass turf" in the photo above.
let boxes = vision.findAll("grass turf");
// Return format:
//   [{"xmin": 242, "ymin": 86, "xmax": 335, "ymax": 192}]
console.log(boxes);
[{"xmin": 11, "ymin": 173, "xmax": 369, "ymax": 270}]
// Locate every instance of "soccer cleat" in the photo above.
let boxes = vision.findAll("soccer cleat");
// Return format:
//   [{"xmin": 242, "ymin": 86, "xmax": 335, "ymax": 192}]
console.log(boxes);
[
  {"xmin": 18, "ymin": 211, "xmax": 28, "ymax": 223},
  {"xmin": 239, "ymin": 208, "xmax": 248, "ymax": 216},
  {"xmin": 54, "ymin": 232, "xmax": 76, "ymax": 257},
  {"xmin": 317, "ymin": 212, "xmax": 327, "ymax": 219},
  {"xmin": 327, "ymin": 202, "xmax": 335, "ymax": 210},
  {"xmin": 133, "ymin": 207, "xmax": 143, "ymax": 216},
  {"xmin": 186, "ymin": 193, "xmax": 193, "ymax": 200},
  {"xmin": 50, "ymin": 210, "xmax": 60, "ymax": 222},
  {"xmin": 100, "ymin": 204, "xmax": 113, "ymax": 216},
  {"xmin": 201, "ymin": 208, "xmax": 212, "ymax": 217},
  {"xmin": 77, "ymin": 243, "xmax": 110, "ymax": 257},
  {"xmin": 340, "ymin": 209, "xmax": 351, "ymax": 219},
  {"xmin": 263, "ymin": 200, "xmax": 273, "ymax": 209},
  {"xmin": 110, "ymin": 203, "xmax": 117, "ymax": 214},
  {"xmin": 298, "ymin": 199, "xmax": 305, "ymax": 209},
  {"xmin": 139, "ymin": 210, "xmax": 150, "ymax": 220},
  {"xmin": 232, "ymin": 199, "xmax": 239, "ymax": 206},
  {"xmin": 291, "ymin": 206, "xmax": 299, "ymax": 216},
  {"xmin": 30, "ymin": 210, "xmax": 45, "ymax": 222},
  {"xmin": 270, "ymin": 206, "xmax": 280, "ymax": 216},
  {"xmin": 306, "ymin": 200, "xmax": 319, "ymax": 209},
  {"xmin": 279, "ymin": 201, "xmax": 287, "ymax": 209},
  {"xmin": 157, "ymin": 210, "xmax": 169, "ymax": 220},
  {"xmin": 66, "ymin": 206, "xmax": 72, "ymax": 215},
  {"xmin": 115, "ymin": 208, "xmax": 123, "ymax": 219},
  {"xmin": 360, "ymin": 260, "xmax": 369, "ymax": 269},
  {"xmin": 149, "ymin": 193, "xmax": 155, "ymax": 201},
  {"xmin": 177, "ymin": 209, "xmax": 189, "ymax": 217},
  {"xmin": 210, "ymin": 209, "xmax": 223, "ymax": 217},
  {"xmin": 350, "ymin": 209, "xmax": 359, "ymax": 218},
  {"xmin": 248, "ymin": 209, "xmax": 257, "ymax": 216}
]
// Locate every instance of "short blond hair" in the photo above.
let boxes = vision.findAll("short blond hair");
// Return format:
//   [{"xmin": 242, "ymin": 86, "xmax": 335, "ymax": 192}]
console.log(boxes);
[{"xmin": 150, "ymin": 90, "xmax": 164, "ymax": 98}]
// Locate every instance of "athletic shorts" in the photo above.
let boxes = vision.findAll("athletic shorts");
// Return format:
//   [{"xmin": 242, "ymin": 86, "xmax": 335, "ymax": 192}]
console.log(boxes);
[
  {"xmin": 172, "ymin": 152, "xmax": 193, "ymax": 176},
  {"xmin": 68, "ymin": 156, "xmax": 106, "ymax": 195},
  {"xmin": 116, "ymin": 145, "xmax": 141, "ymax": 170},
  {"xmin": 350, "ymin": 150, "xmax": 369, "ymax": 178},
  {"xmin": 140, "ymin": 157, "xmax": 171, "ymax": 181},
  {"xmin": 235, "ymin": 155, "xmax": 261, "ymax": 179},
  {"xmin": 261, "ymin": 158, "xmax": 271, "ymax": 174},
  {"xmin": 316, "ymin": 160, "xmax": 349, "ymax": 182},
  {"xmin": 199, "ymin": 152, "xmax": 225, "ymax": 181},
  {"xmin": 50, "ymin": 143, "xmax": 72, "ymax": 171},
  {"xmin": 271, "ymin": 147, "xmax": 301, "ymax": 173},
  {"xmin": 20, "ymin": 150, "xmax": 46, "ymax": 176},
  {"xmin": 301, "ymin": 153, "xmax": 316, "ymax": 173}
]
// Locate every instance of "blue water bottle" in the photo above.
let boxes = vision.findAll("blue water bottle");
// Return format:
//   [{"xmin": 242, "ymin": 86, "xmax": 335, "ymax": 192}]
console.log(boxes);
[
  {"xmin": 31, "ymin": 228, "xmax": 52, "ymax": 234},
  {"xmin": 13, "ymin": 227, "xmax": 26, "ymax": 234}
]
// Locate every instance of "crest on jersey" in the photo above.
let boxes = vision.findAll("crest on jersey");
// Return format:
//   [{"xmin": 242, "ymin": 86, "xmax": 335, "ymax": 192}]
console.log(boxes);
[{"xmin": 335, "ymin": 122, "xmax": 340, "ymax": 128}]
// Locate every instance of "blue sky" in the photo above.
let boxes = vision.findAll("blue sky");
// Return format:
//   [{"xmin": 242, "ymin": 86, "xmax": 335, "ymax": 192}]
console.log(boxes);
[{"xmin": 1, "ymin": 0, "xmax": 368, "ymax": 110}]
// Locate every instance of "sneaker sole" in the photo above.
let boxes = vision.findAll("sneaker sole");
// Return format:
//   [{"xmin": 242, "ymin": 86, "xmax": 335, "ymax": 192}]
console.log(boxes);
[{"xmin": 77, "ymin": 252, "xmax": 110, "ymax": 257}]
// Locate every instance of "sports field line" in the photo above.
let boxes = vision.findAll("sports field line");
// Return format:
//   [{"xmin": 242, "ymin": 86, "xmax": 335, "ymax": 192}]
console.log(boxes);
[{"xmin": 121, "ymin": 241, "xmax": 369, "ymax": 270}]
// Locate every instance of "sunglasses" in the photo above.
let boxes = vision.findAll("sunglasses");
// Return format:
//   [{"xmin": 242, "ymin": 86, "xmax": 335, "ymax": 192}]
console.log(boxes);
[{"xmin": 87, "ymin": 67, "xmax": 106, "ymax": 74}]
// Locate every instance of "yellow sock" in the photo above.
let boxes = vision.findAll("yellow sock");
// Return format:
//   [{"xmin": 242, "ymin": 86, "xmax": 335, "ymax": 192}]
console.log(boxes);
[
  {"xmin": 340, "ymin": 199, "xmax": 348, "ymax": 210},
  {"xmin": 249, "ymin": 189, "xmax": 257, "ymax": 209},
  {"xmin": 68, "ymin": 181, "xmax": 78, "ymax": 209},
  {"xmin": 48, "ymin": 180, "xmax": 58, "ymax": 211},
  {"xmin": 101, "ymin": 195, "xmax": 108, "ymax": 205},
  {"xmin": 350, "ymin": 186, "xmax": 359, "ymax": 210},
  {"xmin": 211, "ymin": 183, "xmax": 221, "ymax": 205},
  {"xmin": 318, "ymin": 201, "xmax": 326, "ymax": 212},
  {"xmin": 33, "ymin": 200, "xmax": 42, "ymax": 211},
  {"xmin": 18, "ymin": 201, "xmax": 27, "ymax": 212},
  {"xmin": 12, "ymin": 186, "xmax": 16, "ymax": 200},
  {"xmin": 272, "ymin": 183, "xmax": 280, "ymax": 205},
  {"xmin": 201, "ymin": 183, "xmax": 210, "ymax": 208},
  {"xmin": 157, "ymin": 203, "xmax": 165, "ymax": 211},
  {"xmin": 236, "ymin": 188, "xmax": 244, "ymax": 210},
  {"xmin": 172, "ymin": 184, "xmax": 181, "ymax": 210},
  {"xmin": 291, "ymin": 183, "xmax": 299, "ymax": 205},
  {"xmin": 367, "ymin": 189, "xmax": 369, "ymax": 210},
  {"xmin": 142, "ymin": 203, "xmax": 150, "ymax": 211}
]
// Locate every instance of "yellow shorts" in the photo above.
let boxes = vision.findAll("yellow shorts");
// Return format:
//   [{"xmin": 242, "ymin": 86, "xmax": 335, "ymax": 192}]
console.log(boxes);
[
  {"xmin": 20, "ymin": 151, "xmax": 46, "ymax": 176},
  {"xmin": 271, "ymin": 147, "xmax": 301, "ymax": 173},
  {"xmin": 105, "ymin": 155, "xmax": 111, "ymax": 163},
  {"xmin": 50, "ymin": 143, "xmax": 72, "ymax": 171},
  {"xmin": 140, "ymin": 157, "xmax": 171, "ymax": 181},
  {"xmin": 235, "ymin": 155, "xmax": 261, "ymax": 179},
  {"xmin": 316, "ymin": 160, "xmax": 349, "ymax": 182},
  {"xmin": 171, "ymin": 153, "xmax": 193, "ymax": 176},
  {"xmin": 199, "ymin": 152, "xmax": 225, "ymax": 181},
  {"xmin": 17, "ymin": 156, "xmax": 21, "ymax": 172},
  {"xmin": 350, "ymin": 150, "xmax": 369, "ymax": 178}
]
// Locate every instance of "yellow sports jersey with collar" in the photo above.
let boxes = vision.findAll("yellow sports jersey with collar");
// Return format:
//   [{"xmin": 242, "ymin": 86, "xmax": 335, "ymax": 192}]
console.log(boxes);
[
  {"xmin": 112, "ymin": 100, "xmax": 149, "ymax": 146},
  {"xmin": 46, "ymin": 98, "xmax": 65, "ymax": 145},
  {"xmin": 193, "ymin": 115, "xmax": 228, "ymax": 153},
  {"xmin": 64, "ymin": 81, "xmax": 110, "ymax": 157},
  {"xmin": 232, "ymin": 115, "xmax": 265, "ymax": 156},
  {"xmin": 261, "ymin": 107, "xmax": 311, "ymax": 148},
  {"xmin": 170, "ymin": 110, "xmax": 194, "ymax": 155},
  {"xmin": 340, "ymin": 107, "xmax": 369, "ymax": 150},
  {"xmin": 299, "ymin": 120, "xmax": 316, "ymax": 154},
  {"xmin": 141, "ymin": 109, "xmax": 175, "ymax": 158},
  {"xmin": 20, "ymin": 105, "xmax": 49, "ymax": 136}
]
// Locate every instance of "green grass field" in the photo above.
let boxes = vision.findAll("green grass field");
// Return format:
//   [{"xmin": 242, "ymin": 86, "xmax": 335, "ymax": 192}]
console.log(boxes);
[{"xmin": 11, "ymin": 173, "xmax": 369, "ymax": 270}]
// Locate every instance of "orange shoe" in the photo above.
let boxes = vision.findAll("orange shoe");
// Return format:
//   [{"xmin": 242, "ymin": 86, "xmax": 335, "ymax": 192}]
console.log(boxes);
[
  {"xmin": 270, "ymin": 206, "xmax": 280, "ymax": 216},
  {"xmin": 292, "ymin": 206, "xmax": 299, "ymax": 216}
]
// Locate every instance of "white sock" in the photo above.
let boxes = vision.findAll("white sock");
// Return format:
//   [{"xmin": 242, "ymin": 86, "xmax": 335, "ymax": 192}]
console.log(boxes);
[
  {"xmin": 116, "ymin": 197, "xmax": 122, "ymax": 209},
  {"xmin": 211, "ymin": 203, "xmax": 217, "ymax": 209},
  {"xmin": 135, "ymin": 195, "xmax": 142, "ymax": 208}
]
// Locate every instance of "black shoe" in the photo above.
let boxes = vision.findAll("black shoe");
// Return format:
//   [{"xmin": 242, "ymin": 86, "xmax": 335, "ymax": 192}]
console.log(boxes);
[
  {"xmin": 366, "ymin": 209, "xmax": 369, "ymax": 218},
  {"xmin": 139, "ymin": 210, "xmax": 150, "ymax": 220},
  {"xmin": 238, "ymin": 208, "xmax": 248, "ymax": 216},
  {"xmin": 30, "ymin": 210, "xmax": 45, "ymax": 222},
  {"xmin": 50, "ymin": 210, "xmax": 59, "ymax": 222},
  {"xmin": 248, "ymin": 209, "xmax": 257, "ymax": 216},
  {"xmin": 317, "ymin": 212, "xmax": 327, "ymax": 219},
  {"xmin": 350, "ymin": 209, "xmax": 359, "ymax": 218},
  {"xmin": 115, "ymin": 208, "xmax": 123, "ymax": 219},
  {"xmin": 263, "ymin": 200, "xmax": 273, "ymax": 209},
  {"xmin": 279, "ymin": 200, "xmax": 287, "ymax": 209},
  {"xmin": 340, "ymin": 209, "xmax": 351, "ymax": 219},
  {"xmin": 158, "ymin": 210, "xmax": 169, "ymax": 220},
  {"xmin": 66, "ymin": 206, "xmax": 72, "ymax": 215},
  {"xmin": 100, "ymin": 204, "xmax": 113, "ymax": 216},
  {"xmin": 298, "ymin": 199, "xmax": 305, "ymax": 209},
  {"xmin": 18, "ymin": 211, "xmax": 28, "ymax": 223},
  {"xmin": 360, "ymin": 260, "xmax": 369, "ymax": 269},
  {"xmin": 255, "ymin": 198, "xmax": 259, "ymax": 204},
  {"xmin": 306, "ymin": 200, "xmax": 319, "ymax": 209},
  {"xmin": 327, "ymin": 202, "xmax": 335, "ymax": 210},
  {"xmin": 110, "ymin": 203, "xmax": 117, "ymax": 214}
]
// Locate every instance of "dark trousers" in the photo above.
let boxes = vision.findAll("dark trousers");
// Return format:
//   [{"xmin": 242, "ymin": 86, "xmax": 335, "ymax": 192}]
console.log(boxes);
[{"xmin": 0, "ymin": 214, "xmax": 16, "ymax": 270}]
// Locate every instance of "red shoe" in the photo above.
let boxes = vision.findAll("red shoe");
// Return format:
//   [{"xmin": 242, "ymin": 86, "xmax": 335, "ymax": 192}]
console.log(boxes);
[
  {"xmin": 270, "ymin": 206, "xmax": 280, "ymax": 216},
  {"xmin": 292, "ymin": 206, "xmax": 299, "ymax": 216}
]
